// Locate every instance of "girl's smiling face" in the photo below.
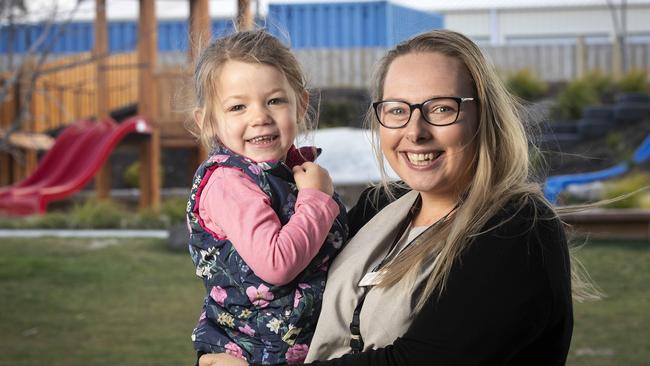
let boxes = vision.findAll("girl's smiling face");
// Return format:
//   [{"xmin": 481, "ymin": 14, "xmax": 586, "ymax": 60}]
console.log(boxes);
[
  {"xmin": 211, "ymin": 60, "xmax": 303, "ymax": 162},
  {"xmin": 379, "ymin": 52, "xmax": 479, "ymax": 201}
]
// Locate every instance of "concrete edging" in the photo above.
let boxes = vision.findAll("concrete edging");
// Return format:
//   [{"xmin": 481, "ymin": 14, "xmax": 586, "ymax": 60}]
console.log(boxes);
[{"xmin": 0, "ymin": 229, "xmax": 169, "ymax": 239}]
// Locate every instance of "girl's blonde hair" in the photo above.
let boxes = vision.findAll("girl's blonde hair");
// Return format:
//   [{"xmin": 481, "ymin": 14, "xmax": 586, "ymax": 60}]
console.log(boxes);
[
  {"xmin": 369, "ymin": 30, "xmax": 598, "ymax": 310},
  {"xmin": 190, "ymin": 30, "xmax": 313, "ymax": 150}
]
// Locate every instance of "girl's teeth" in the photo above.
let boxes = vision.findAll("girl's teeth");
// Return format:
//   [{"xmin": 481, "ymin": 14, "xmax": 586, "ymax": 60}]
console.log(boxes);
[{"xmin": 249, "ymin": 136, "xmax": 274, "ymax": 143}]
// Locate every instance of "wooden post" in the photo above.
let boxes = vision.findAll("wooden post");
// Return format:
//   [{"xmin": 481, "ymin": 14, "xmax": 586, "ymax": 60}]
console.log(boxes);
[
  {"xmin": 189, "ymin": 0, "xmax": 210, "ymax": 61},
  {"xmin": 95, "ymin": 0, "xmax": 112, "ymax": 200},
  {"xmin": 237, "ymin": 0, "xmax": 253, "ymax": 31},
  {"xmin": 189, "ymin": 0, "xmax": 210, "ymax": 164},
  {"xmin": 0, "ymin": 153, "xmax": 10, "ymax": 186},
  {"xmin": 138, "ymin": 0, "xmax": 160, "ymax": 211},
  {"xmin": 575, "ymin": 35, "xmax": 587, "ymax": 79},
  {"xmin": 612, "ymin": 36, "xmax": 623, "ymax": 79}
]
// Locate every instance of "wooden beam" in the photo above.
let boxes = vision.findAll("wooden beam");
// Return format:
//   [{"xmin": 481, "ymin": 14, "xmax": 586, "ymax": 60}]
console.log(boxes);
[
  {"xmin": 95, "ymin": 0, "xmax": 109, "ymax": 119},
  {"xmin": 0, "ymin": 152, "xmax": 10, "ymax": 186},
  {"xmin": 94, "ymin": 0, "xmax": 111, "ymax": 200},
  {"xmin": 138, "ymin": 0, "xmax": 160, "ymax": 211},
  {"xmin": 189, "ymin": 0, "xmax": 209, "ymax": 169},
  {"xmin": 237, "ymin": 0, "xmax": 253, "ymax": 31},
  {"xmin": 189, "ymin": 0, "xmax": 210, "ymax": 61}
]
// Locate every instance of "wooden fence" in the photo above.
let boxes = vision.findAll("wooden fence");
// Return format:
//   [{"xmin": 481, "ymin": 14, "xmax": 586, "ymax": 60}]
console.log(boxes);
[
  {"xmin": 292, "ymin": 43, "xmax": 650, "ymax": 88},
  {"xmin": 0, "ymin": 52, "xmax": 139, "ymax": 134}
]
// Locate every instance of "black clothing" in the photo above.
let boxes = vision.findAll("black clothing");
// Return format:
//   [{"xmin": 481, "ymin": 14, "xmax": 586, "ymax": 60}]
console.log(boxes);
[
  {"xmin": 347, "ymin": 184, "xmax": 410, "ymax": 238},
  {"xmin": 254, "ymin": 195, "xmax": 573, "ymax": 366}
]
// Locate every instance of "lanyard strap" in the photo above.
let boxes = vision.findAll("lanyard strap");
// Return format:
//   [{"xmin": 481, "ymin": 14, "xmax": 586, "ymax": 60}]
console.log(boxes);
[{"xmin": 348, "ymin": 197, "xmax": 459, "ymax": 353}]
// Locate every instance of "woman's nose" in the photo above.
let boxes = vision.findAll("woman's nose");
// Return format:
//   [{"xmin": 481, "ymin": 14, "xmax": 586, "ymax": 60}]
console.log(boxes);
[{"xmin": 404, "ymin": 109, "xmax": 431, "ymax": 142}]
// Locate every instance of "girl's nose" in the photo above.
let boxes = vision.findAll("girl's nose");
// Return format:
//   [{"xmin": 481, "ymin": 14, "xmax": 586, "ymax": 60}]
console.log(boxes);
[{"xmin": 250, "ymin": 106, "xmax": 272, "ymax": 126}]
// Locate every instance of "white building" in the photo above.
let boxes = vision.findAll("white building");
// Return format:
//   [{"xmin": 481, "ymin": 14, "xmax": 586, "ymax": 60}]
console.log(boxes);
[{"xmin": 420, "ymin": 0, "xmax": 650, "ymax": 46}]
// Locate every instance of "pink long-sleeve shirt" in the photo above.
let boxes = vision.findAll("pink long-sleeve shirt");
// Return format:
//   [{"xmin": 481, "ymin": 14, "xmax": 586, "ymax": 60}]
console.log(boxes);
[{"xmin": 198, "ymin": 167, "xmax": 340, "ymax": 286}]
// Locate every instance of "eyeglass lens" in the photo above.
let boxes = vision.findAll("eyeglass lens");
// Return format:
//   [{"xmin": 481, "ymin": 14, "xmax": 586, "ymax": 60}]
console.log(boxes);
[{"xmin": 376, "ymin": 98, "xmax": 461, "ymax": 127}]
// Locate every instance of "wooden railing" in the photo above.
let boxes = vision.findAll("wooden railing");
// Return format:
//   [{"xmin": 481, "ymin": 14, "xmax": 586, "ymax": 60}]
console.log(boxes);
[{"xmin": 0, "ymin": 52, "xmax": 140, "ymax": 134}]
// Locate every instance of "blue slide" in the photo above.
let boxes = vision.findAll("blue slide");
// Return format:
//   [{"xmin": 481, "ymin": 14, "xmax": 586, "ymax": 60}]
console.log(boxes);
[{"xmin": 544, "ymin": 134, "xmax": 650, "ymax": 204}]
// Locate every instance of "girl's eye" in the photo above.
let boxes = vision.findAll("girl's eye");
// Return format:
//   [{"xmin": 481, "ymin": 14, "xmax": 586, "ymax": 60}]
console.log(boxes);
[
  {"xmin": 268, "ymin": 97, "xmax": 287, "ymax": 106},
  {"xmin": 228, "ymin": 104, "xmax": 245, "ymax": 112}
]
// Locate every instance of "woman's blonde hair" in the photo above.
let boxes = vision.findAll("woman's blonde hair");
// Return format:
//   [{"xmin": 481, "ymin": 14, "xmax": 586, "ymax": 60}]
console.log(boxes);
[
  {"xmin": 190, "ymin": 30, "xmax": 313, "ymax": 150},
  {"xmin": 369, "ymin": 30, "xmax": 598, "ymax": 310}
]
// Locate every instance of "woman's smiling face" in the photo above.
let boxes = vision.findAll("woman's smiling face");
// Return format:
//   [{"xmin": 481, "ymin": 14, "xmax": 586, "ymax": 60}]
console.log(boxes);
[{"xmin": 379, "ymin": 51, "xmax": 479, "ymax": 200}]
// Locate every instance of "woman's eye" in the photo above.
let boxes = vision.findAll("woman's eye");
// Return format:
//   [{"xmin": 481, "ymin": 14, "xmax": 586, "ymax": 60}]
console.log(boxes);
[
  {"xmin": 388, "ymin": 107, "xmax": 406, "ymax": 115},
  {"xmin": 431, "ymin": 105, "xmax": 455, "ymax": 114}
]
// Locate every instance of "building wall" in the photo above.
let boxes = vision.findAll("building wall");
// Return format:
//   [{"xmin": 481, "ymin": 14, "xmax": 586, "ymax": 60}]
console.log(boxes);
[
  {"xmin": 442, "ymin": 5, "xmax": 650, "ymax": 45},
  {"xmin": 267, "ymin": 1, "xmax": 443, "ymax": 48}
]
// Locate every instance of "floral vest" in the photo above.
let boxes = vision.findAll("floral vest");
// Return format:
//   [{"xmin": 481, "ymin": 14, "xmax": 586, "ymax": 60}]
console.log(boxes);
[{"xmin": 187, "ymin": 146, "xmax": 348, "ymax": 364}]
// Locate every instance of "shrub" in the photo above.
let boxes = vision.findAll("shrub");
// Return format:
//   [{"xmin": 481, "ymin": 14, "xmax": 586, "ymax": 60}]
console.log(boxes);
[
  {"xmin": 123, "ymin": 161, "xmax": 165, "ymax": 188},
  {"xmin": 617, "ymin": 69, "xmax": 650, "ymax": 94},
  {"xmin": 506, "ymin": 69, "xmax": 548, "ymax": 101},
  {"xmin": 0, "ymin": 197, "xmax": 187, "ymax": 229},
  {"xmin": 605, "ymin": 131, "xmax": 633, "ymax": 163},
  {"xmin": 602, "ymin": 172, "xmax": 650, "ymax": 208},
  {"xmin": 67, "ymin": 199, "xmax": 126, "ymax": 228},
  {"xmin": 160, "ymin": 197, "xmax": 188, "ymax": 224},
  {"xmin": 131, "ymin": 209, "xmax": 169, "ymax": 229},
  {"xmin": 584, "ymin": 70, "xmax": 615, "ymax": 103},
  {"xmin": 318, "ymin": 102, "xmax": 362, "ymax": 128},
  {"xmin": 553, "ymin": 79, "xmax": 598, "ymax": 120}
]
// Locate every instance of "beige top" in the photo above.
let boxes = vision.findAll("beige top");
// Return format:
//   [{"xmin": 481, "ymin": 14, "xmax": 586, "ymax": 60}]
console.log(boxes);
[{"xmin": 305, "ymin": 190, "xmax": 439, "ymax": 362}]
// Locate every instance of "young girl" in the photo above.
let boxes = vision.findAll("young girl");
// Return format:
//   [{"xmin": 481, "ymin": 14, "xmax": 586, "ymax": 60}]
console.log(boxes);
[{"xmin": 186, "ymin": 30, "xmax": 348, "ymax": 365}]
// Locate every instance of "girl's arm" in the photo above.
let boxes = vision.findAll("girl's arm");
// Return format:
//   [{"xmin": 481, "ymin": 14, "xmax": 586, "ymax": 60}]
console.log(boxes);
[{"xmin": 199, "ymin": 167, "xmax": 340, "ymax": 286}]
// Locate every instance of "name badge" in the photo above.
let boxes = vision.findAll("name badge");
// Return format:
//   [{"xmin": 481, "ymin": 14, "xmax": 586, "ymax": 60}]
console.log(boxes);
[{"xmin": 358, "ymin": 271, "xmax": 382, "ymax": 287}]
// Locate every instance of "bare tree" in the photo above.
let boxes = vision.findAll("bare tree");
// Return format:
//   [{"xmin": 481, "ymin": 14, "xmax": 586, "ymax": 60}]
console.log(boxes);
[{"xmin": 0, "ymin": 0, "xmax": 86, "ymax": 161}]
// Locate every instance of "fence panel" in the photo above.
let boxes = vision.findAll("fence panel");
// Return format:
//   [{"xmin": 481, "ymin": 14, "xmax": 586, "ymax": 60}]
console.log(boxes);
[{"xmin": 292, "ymin": 43, "xmax": 650, "ymax": 88}]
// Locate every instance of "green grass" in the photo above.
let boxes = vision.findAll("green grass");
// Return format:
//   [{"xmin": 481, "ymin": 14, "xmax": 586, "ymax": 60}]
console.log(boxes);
[
  {"xmin": 0, "ymin": 238, "xmax": 203, "ymax": 366},
  {"xmin": 0, "ymin": 238, "xmax": 648, "ymax": 365},
  {"xmin": 568, "ymin": 240, "xmax": 650, "ymax": 366}
]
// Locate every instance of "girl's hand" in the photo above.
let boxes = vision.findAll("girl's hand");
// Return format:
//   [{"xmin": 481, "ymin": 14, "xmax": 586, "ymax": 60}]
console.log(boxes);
[
  {"xmin": 198, "ymin": 353, "xmax": 248, "ymax": 366},
  {"xmin": 292, "ymin": 162, "xmax": 334, "ymax": 196}
]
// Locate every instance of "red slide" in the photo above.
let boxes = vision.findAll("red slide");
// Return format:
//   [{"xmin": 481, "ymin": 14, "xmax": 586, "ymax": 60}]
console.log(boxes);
[{"xmin": 0, "ymin": 116, "xmax": 152, "ymax": 216}]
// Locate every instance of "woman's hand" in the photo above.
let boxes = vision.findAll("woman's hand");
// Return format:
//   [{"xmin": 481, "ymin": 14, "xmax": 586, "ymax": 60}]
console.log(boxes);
[
  {"xmin": 198, "ymin": 353, "xmax": 249, "ymax": 366},
  {"xmin": 292, "ymin": 162, "xmax": 334, "ymax": 196}
]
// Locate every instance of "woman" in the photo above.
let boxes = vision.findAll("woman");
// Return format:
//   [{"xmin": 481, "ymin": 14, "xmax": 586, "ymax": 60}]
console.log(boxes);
[{"xmin": 201, "ymin": 29, "xmax": 586, "ymax": 366}]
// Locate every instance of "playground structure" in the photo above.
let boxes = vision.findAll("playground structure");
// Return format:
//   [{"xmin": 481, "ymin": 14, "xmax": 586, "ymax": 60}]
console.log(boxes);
[
  {"xmin": 0, "ymin": 116, "xmax": 152, "ymax": 215},
  {"xmin": 544, "ymin": 133, "xmax": 650, "ymax": 204},
  {"xmin": 0, "ymin": 0, "xmax": 254, "ymax": 214}
]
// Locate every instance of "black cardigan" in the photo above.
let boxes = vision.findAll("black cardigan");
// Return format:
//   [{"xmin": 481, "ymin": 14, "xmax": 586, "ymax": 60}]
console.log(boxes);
[
  {"xmin": 305, "ymin": 193, "xmax": 572, "ymax": 365},
  {"xmin": 251, "ymin": 190, "xmax": 573, "ymax": 366}
]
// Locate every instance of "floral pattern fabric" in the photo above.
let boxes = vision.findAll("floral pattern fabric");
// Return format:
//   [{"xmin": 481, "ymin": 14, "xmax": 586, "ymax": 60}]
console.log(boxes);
[{"xmin": 187, "ymin": 146, "xmax": 348, "ymax": 364}]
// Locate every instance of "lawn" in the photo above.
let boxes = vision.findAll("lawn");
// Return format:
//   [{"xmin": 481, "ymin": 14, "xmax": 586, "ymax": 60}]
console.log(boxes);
[
  {"xmin": 0, "ymin": 237, "xmax": 648, "ymax": 365},
  {"xmin": 0, "ymin": 238, "xmax": 203, "ymax": 366}
]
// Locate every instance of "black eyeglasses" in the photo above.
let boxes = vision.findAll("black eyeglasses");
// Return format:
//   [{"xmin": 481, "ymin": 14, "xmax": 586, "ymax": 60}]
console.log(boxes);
[{"xmin": 372, "ymin": 96, "xmax": 477, "ymax": 128}]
